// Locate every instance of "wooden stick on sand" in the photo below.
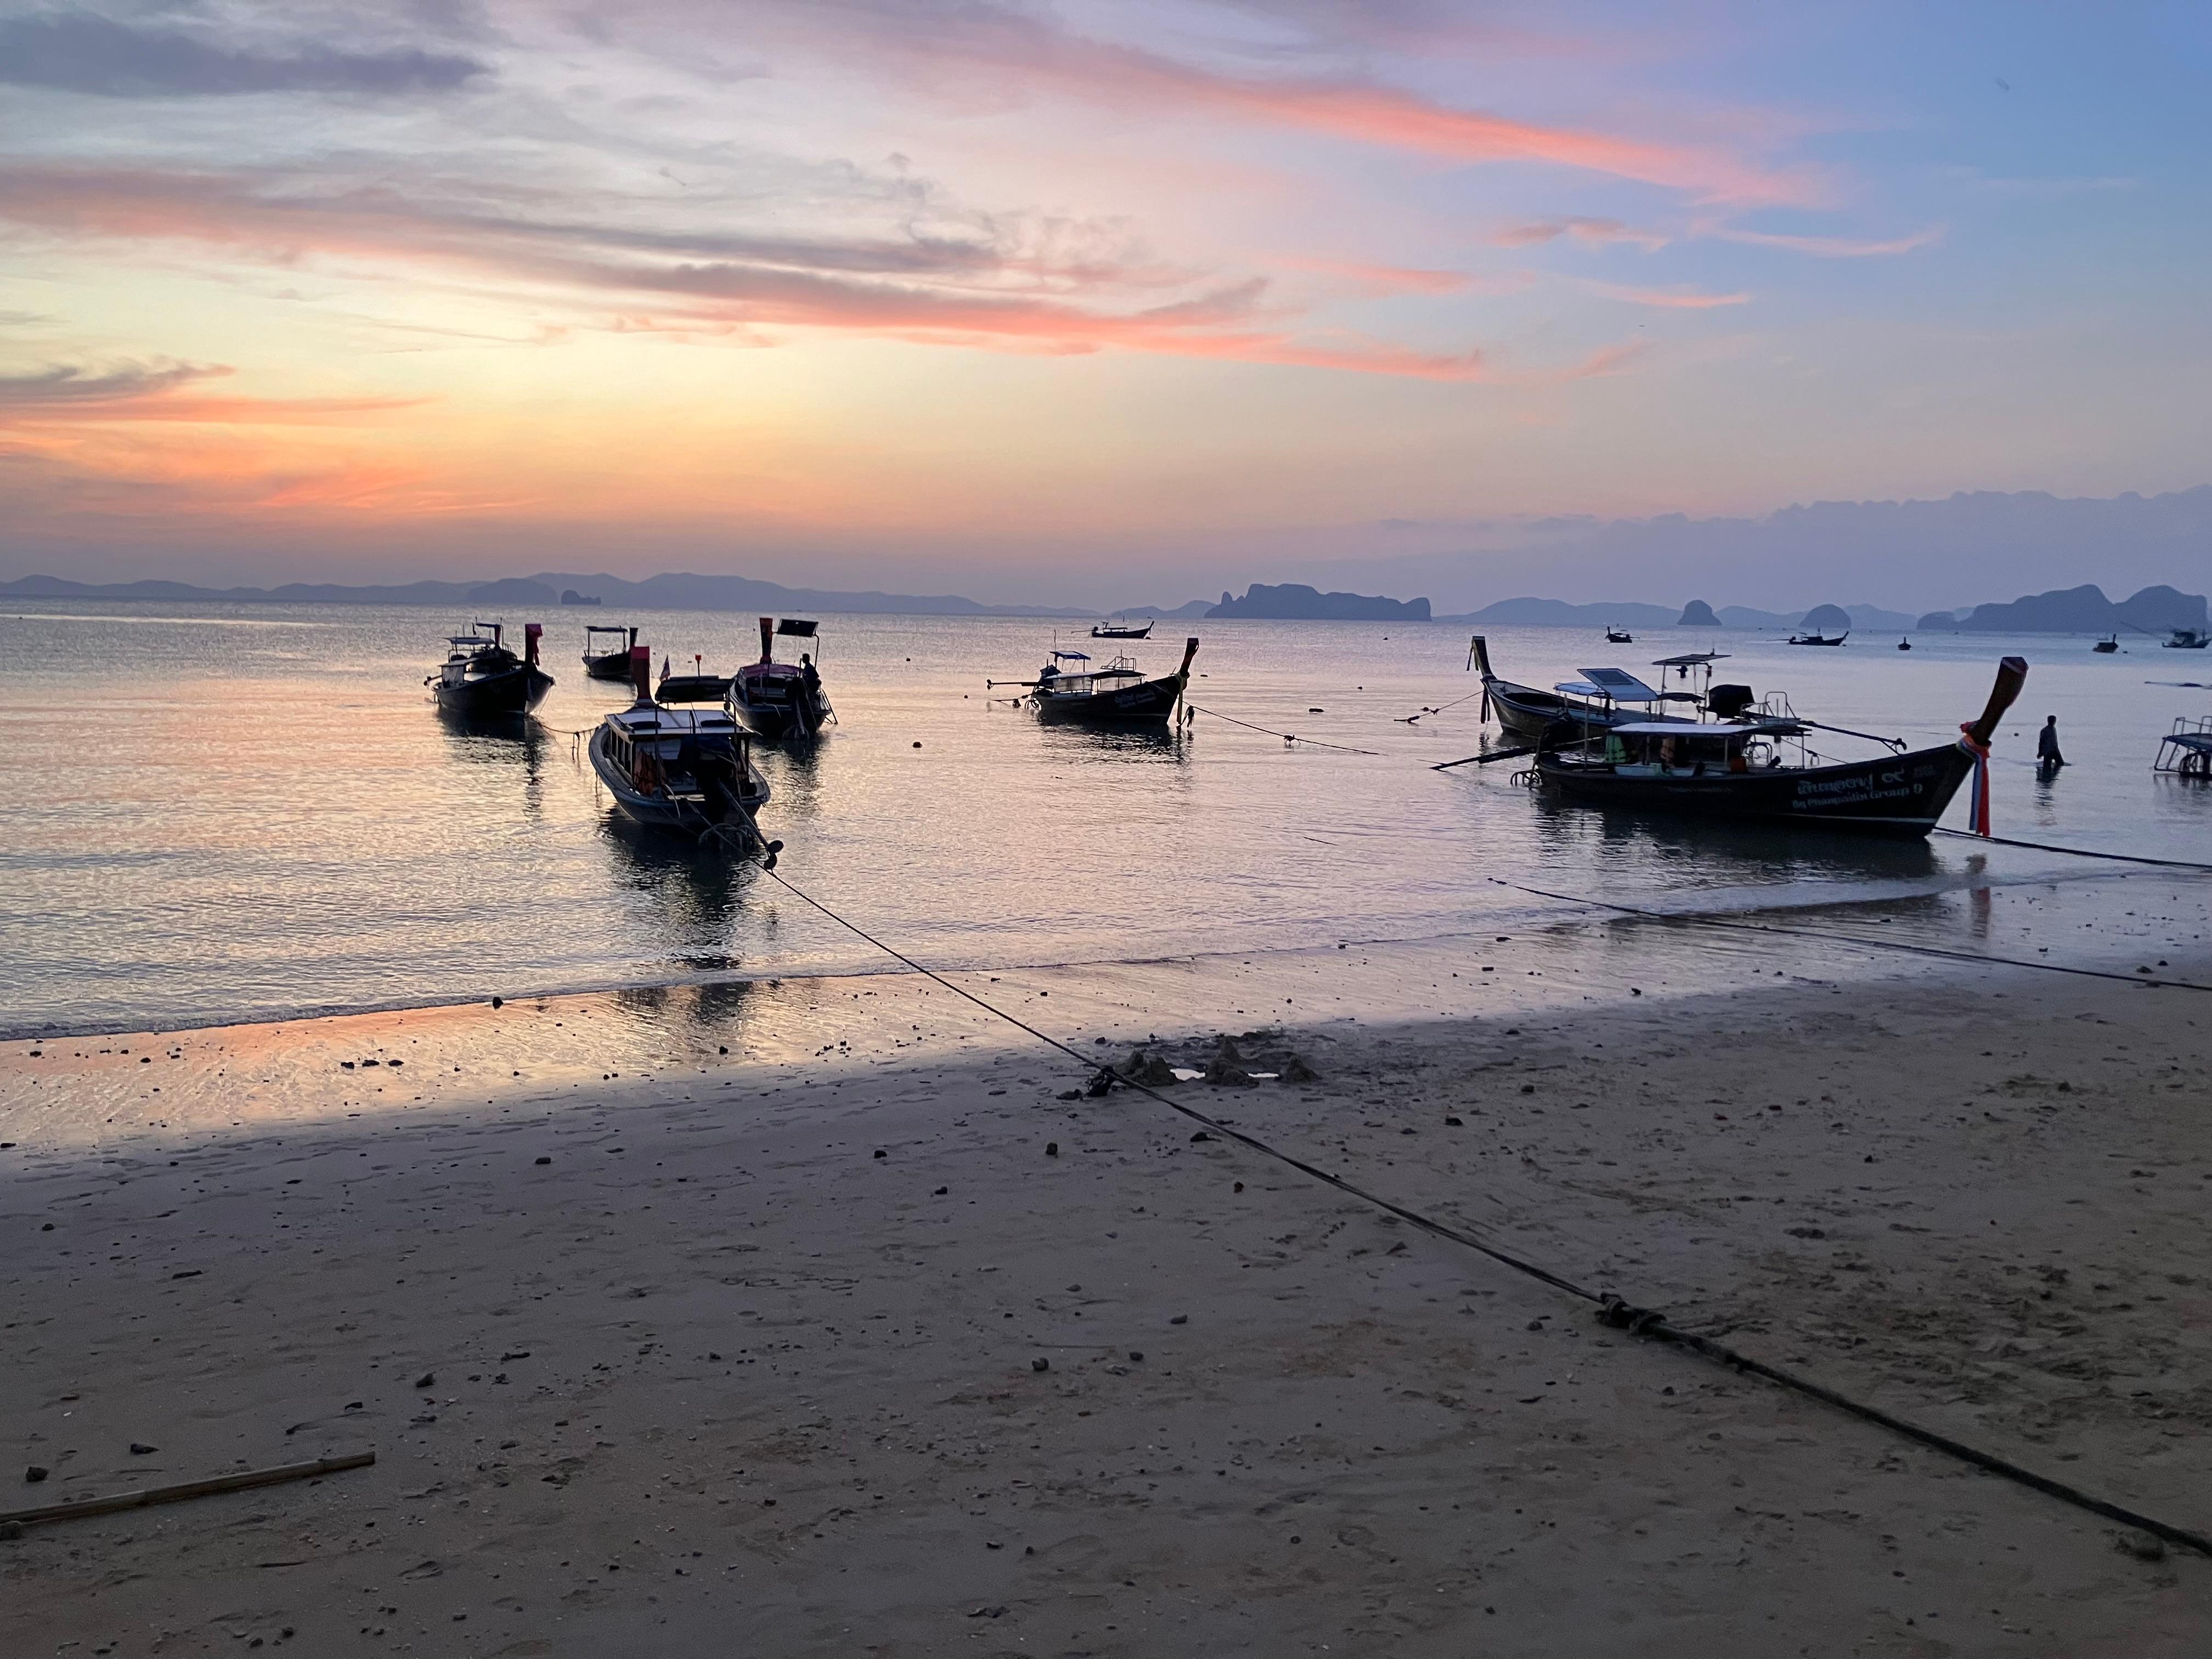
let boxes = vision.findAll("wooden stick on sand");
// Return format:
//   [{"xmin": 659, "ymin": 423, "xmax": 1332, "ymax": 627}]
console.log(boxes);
[{"xmin": 0, "ymin": 1451, "xmax": 375, "ymax": 1532}]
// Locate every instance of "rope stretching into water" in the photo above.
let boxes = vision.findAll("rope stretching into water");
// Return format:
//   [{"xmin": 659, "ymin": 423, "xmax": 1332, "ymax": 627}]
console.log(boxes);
[
  {"xmin": 753, "ymin": 862, "xmax": 2212, "ymax": 1559},
  {"xmin": 1184, "ymin": 704, "xmax": 1380, "ymax": 755},
  {"xmin": 1489, "ymin": 877, "xmax": 2212, "ymax": 994}
]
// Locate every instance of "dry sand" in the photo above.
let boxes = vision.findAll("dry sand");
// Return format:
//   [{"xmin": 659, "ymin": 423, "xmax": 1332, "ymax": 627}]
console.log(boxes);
[{"xmin": 5, "ymin": 901, "xmax": 2212, "ymax": 1656}]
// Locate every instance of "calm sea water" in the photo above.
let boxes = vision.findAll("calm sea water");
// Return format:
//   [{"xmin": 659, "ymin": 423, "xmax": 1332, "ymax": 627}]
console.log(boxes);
[{"xmin": 1, "ymin": 600, "xmax": 2204, "ymax": 1036}]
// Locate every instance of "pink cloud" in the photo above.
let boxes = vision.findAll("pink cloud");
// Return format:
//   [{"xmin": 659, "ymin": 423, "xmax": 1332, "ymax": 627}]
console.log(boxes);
[
  {"xmin": 1492, "ymin": 217, "xmax": 1671, "ymax": 252},
  {"xmin": 1582, "ymin": 281, "xmax": 1750, "ymax": 309},
  {"xmin": 1711, "ymin": 224, "xmax": 1944, "ymax": 258},
  {"xmin": 724, "ymin": 3, "xmax": 1819, "ymax": 205}
]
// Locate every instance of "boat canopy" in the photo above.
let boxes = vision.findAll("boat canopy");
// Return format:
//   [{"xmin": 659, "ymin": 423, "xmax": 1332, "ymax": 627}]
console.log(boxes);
[
  {"xmin": 1650, "ymin": 651, "xmax": 1730, "ymax": 668},
  {"xmin": 1576, "ymin": 668, "xmax": 1663, "ymax": 702},
  {"xmin": 775, "ymin": 619, "xmax": 817, "ymax": 636},
  {"xmin": 1555, "ymin": 681, "xmax": 1606, "ymax": 699},
  {"xmin": 605, "ymin": 705, "xmax": 738, "ymax": 735},
  {"xmin": 1050, "ymin": 650, "xmax": 1092, "ymax": 662}
]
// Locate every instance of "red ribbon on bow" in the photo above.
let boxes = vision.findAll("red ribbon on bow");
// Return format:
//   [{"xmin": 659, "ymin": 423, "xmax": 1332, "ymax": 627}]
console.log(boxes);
[{"xmin": 1957, "ymin": 724, "xmax": 1992, "ymax": 836}]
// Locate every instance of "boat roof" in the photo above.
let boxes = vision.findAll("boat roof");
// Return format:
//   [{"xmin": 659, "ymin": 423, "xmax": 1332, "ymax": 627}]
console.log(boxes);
[
  {"xmin": 1050, "ymin": 650, "xmax": 1091, "ymax": 661},
  {"xmin": 1609, "ymin": 719, "xmax": 1799, "ymax": 736},
  {"xmin": 604, "ymin": 704, "xmax": 738, "ymax": 734},
  {"xmin": 1650, "ymin": 651, "xmax": 1730, "ymax": 667},
  {"xmin": 775, "ymin": 618, "xmax": 817, "ymax": 636},
  {"xmin": 1575, "ymin": 667, "xmax": 1663, "ymax": 701}
]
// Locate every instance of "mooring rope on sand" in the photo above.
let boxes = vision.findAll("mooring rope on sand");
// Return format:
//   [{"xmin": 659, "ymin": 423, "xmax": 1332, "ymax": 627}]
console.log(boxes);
[
  {"xmin": 750, "ymin": 861, "xmax": 2212, "ymax": 1559},
  {"xmin": 1930, "ymin": 826, "xmax": 2212, "ymax": 872},
  {"xmin": 1489, "ymin": 877, "xmax": 2212, "ymax": 994}
]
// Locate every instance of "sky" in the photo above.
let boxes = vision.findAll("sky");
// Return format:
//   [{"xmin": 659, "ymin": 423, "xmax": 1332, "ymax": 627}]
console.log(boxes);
[{"xmin": 2, "ymin": 1, "xmax": 2209, "ymax": 610}]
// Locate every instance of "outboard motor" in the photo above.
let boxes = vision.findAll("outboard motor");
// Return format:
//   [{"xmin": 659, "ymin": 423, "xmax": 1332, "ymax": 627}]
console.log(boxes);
[{"xmin": 1707, "ymin": 683, "xmax": 1756, "ymax": 719}]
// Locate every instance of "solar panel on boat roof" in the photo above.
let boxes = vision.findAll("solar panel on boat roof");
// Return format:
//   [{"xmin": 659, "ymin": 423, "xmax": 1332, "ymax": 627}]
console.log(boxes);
[{"xmin": 1576, "ymin": 667, "xmax": 1662, "ymax": 701}]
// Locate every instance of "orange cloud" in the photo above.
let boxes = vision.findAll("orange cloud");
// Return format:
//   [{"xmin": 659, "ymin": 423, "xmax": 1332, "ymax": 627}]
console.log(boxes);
[
  {"xmin": 0, "ymin": 360, "xmax": 422, "ymax": 426},
  {"xmin": 0, "ymin": 165, "xmax": 1519, "ymax": 380}
]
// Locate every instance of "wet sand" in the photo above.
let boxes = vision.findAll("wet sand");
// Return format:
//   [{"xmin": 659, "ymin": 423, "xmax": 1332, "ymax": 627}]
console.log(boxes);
[{"xmin": 5, "ymin": 888, "xmax": 2212, "ymax": 1655}]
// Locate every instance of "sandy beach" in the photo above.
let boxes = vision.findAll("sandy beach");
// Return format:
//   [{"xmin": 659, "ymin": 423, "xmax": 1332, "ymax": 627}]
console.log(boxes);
[{"xmin": 5, "ymin": 888, "xmax": 2212, "ymax": 1656}]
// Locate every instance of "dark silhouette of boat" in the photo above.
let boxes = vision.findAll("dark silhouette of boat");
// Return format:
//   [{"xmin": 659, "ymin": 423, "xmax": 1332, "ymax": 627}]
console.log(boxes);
[
  {"xmin": 1091, "ymin": 617, "xmax": 1155, "ymax": 639},
  {"xmin": 1469, "ymin": 636, "xmax": 1698, "ymax": 743},
  {"xmin": 1787, "ymin": 629, "xmax": 1849, "ymax": 646},
  {"xmin": 2094, "ymin": 635, "xmax": 2119, "ymax": 653},
  {"xmin": 992, "ymin": 639, "xmax": 1198, "ymax": 726},
  {"xmin": 583, "ymin": 625, "xmax": 639, "ymax": 680},
  {"xmin": 428, "ymin": 622, "xmax": 552, "ymax": 716},
  {"xmin": 1897, "ymin": 637, "xmax": 1912, "ymax": 651},
  {"xmin": 2164, "ymin": 628, "xmax": 2210, "ymax": 650},
  {"xmin": 1605, "ymin": 627, "xmax": 1633, "ymax": 644},
  {"xmin": 727, "ymin": 618, "xmax": 834, "ymax": 740},
  {"xmin": 1533, "ymin": 656, "xmax": 2027, "ymax": 837},
  {"xmin": 588, "ymin": 646, "xmax": 778, "ymax": 862}
]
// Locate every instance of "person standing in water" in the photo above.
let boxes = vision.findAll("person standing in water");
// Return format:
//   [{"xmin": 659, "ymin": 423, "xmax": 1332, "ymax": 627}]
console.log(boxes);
[{"xmin": 2036, "ymin": 715, "xmax": 2066, "ymax": 773}]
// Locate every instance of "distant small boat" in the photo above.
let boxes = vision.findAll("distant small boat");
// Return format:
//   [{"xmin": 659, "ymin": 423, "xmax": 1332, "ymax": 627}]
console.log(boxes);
[
  {"xmin": 727, "ymin": 618, "xmax": 834, "ymax": 741},
  {"xmin": 589, "ymin": 647, "xmax": 777, "ymax": 860},
  {"xmin": 1092, "ymin": 617, "xmax": 1155, "ymax": 640},
  {"xmin": 1897, "ymin": 637, "xmax": 1912, "ymax": 651},
  {"xmin": 1788, "ymin": 630, "xmax": 1849, "ymax": 647},
  {"xmin": 428, "ymin": 621, "xmax": 552, "ymax": 717},
  {"xmin": 2164, "ymin": 628, "xmax": 2210, "ymax": 650},
  {"xmin": 583, "ymin": 625, "xmax": 639, "ymax": 680},
  {"xmin": 992, "ymin": 639, "xmax": 1198, "ymax": 726},
  {"xmin": 2094, "ymin": 634, "xmax": 2120, "ymax": 653},
  {"xmin": 1605, "ymin": 627, "xmax": 1634, "ymax": 644}
]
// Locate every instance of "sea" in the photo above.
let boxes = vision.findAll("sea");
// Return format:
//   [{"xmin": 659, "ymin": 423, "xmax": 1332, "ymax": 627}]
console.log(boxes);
[{"xmin": 1, "ymin": 600, "xmax": 2206, "ymax": 1039}]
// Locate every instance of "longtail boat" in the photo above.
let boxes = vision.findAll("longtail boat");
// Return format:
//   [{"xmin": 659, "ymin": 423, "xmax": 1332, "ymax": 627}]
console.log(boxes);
[
  {"xmin": 583, "ymin": 624, "xmax": 639, "ymax": 680},
  {"xmin": 990, "ymin": 638, "xmax": 1198, "ymax": 726},
  {"xmin": 1468, "ymin": 635, "xmax": 1696, "ymax": 743},
  {"xmin": 588, "ymin": 647, "xmax": 778, "ymax": 861},
  {"xmin": 1533, "ymin": 656, "xmax": 2028, "ymax": 837},
  {"xmin": 428, "ymin": 621, "xmax": 552, "ymax": 717},
  {"xmin": 727, "ymin": 618, "xmax": 834, "ymax": 741}
]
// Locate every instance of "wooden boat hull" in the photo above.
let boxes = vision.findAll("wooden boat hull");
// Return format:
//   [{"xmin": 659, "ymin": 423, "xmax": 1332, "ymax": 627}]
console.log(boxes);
[
  {"xmin": 1032, "ymin": 671, "xmax": 1184, "ymax": 725},
  {"xmin": 583, "ymin": 652, "xmax": 635, "ymax": 681},
  {"xmin": 1091, "ymin": 624, "xmax": 1154, "ymax": 639},
  {"xmin": 435, "ymin": 663, "xmax": 552, "ymax": 716},
  {"xmin": 1537, "ymin": 741, "xmax": 1977, "ymax": 837}
]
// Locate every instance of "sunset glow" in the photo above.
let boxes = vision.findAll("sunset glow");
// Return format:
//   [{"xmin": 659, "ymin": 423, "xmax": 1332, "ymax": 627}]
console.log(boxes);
[{"xmin": 3, "ymin": 2, "xmax": 2207, "ymax": 605}]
